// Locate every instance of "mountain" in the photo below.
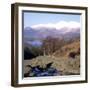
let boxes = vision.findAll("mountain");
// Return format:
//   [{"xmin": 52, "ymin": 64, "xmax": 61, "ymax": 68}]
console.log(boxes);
[
  {"xmin": 24, "ymin": 27, "xmax": 80, "ymax": 40},
  {"xmin": 24, "ymin": 27, "xmax": 40, "ymax": 39},
  {"xmin": 24, "ymin": 21, "xmax": 80, "ymax": 44}
]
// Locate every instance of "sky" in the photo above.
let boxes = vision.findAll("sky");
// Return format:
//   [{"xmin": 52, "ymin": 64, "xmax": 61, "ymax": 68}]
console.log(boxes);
[{"xmin": 23, "ymin": 11, "xmax": 80, "ymax": 28}]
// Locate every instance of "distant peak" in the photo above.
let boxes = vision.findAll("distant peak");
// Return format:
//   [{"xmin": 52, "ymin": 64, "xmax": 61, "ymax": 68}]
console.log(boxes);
[{"xmin": 31, "ymin": 21, "xmax": 80, "ymax": 30}]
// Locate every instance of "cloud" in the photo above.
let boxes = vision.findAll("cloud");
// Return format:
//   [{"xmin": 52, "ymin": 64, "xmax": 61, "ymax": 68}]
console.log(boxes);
[{"xmin": 31, "ymin": 21, "xmax": 80, "ymax": 30}]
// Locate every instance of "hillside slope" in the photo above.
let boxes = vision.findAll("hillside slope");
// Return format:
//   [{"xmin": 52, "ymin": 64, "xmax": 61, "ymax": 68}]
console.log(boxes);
[
  {"xmin": 24, "ymin": 40, "xmax": 80, "ymax": 77},
  {"xmin": 53, "ymin": 40, "xmax": 80, "ymax": 57}
]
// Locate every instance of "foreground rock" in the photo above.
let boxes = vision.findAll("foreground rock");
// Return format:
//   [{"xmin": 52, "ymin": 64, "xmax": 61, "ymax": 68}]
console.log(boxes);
[
  {"xmin": 24, "ymin": 55, "xmax": 80, "ymax": 77},
  {"xmin": 24, "ymin": 63, "xmax": 60, "ymax": 77}
]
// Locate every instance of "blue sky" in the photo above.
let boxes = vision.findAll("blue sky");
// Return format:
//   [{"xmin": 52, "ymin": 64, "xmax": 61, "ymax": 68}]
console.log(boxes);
[{"xmin": 23, "ymin": 11, "xmax": 80, "ymax": 28}]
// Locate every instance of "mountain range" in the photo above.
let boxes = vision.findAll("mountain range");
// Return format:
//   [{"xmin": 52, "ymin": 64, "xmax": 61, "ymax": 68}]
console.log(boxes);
[{"xmin": 24, "ymin": 26, "xmax": 80, "ymax": 41}]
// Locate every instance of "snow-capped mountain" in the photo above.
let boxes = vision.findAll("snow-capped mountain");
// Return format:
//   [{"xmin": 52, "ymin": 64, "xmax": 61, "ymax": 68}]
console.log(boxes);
[{"xmin": 24, "ymin": 21, "xmax": 80, "ymax": 40}]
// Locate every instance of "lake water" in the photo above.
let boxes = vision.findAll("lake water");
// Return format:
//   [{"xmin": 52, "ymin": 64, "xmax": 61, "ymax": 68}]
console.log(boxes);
[{"xmin": 27, "ymin": 40, "xmax": 42, "ymax": 47}]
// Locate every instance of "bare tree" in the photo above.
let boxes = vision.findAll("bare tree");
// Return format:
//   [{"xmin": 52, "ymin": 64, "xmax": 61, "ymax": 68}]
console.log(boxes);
[{"xmin": 42, "ymin": 36, "xmax": 65, "ymax": 56}]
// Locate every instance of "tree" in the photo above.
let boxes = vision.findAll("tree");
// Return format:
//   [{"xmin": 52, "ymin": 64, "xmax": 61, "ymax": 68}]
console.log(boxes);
[{"xmin": 42, "ymin": 36, "xmax": 65, "ymax": 56}]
